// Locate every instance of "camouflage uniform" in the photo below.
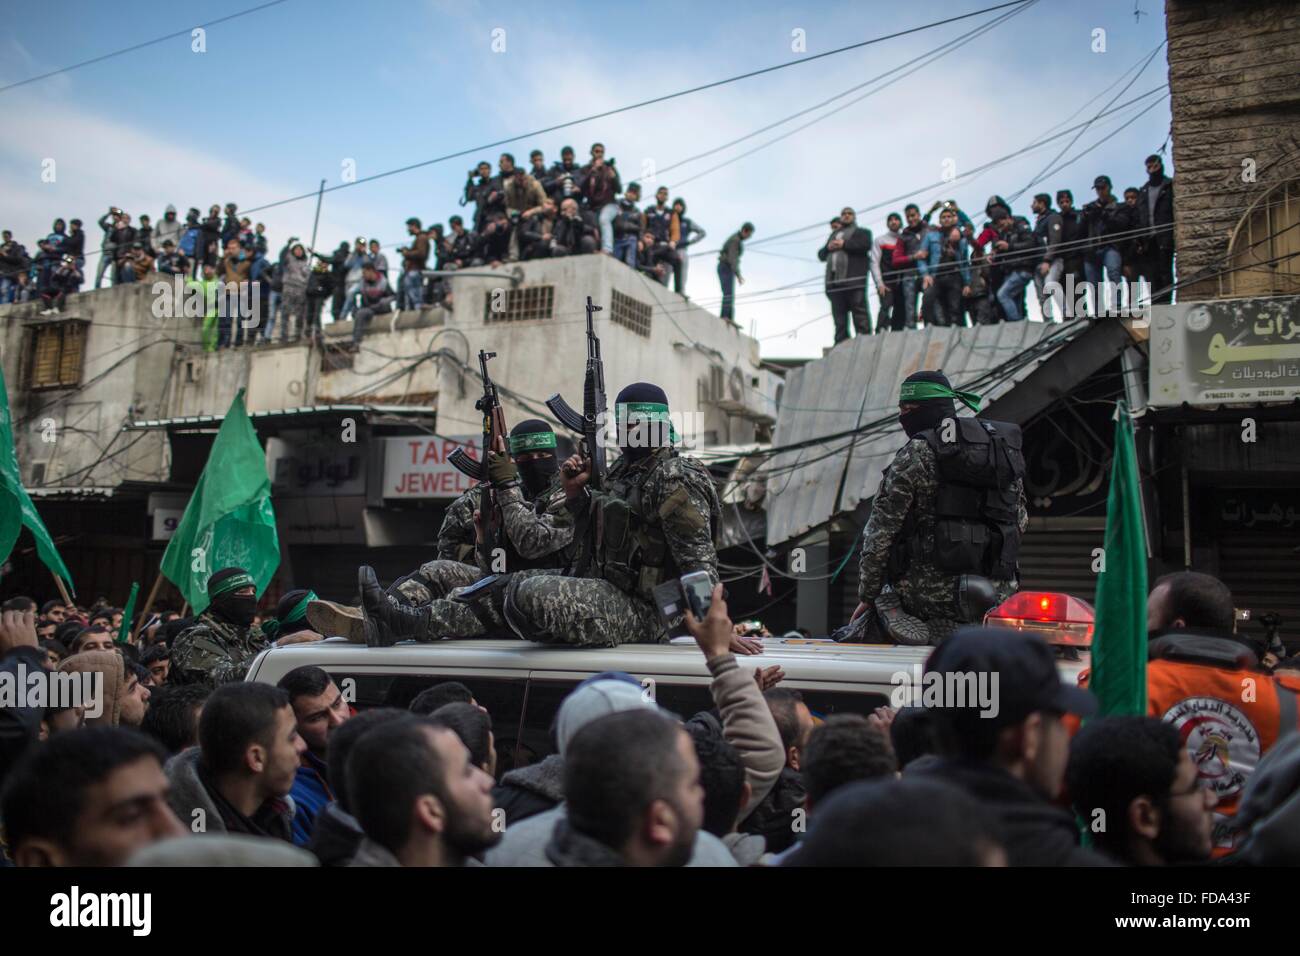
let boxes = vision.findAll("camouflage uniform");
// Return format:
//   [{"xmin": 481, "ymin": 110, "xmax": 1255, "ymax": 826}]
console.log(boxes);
[
  {"xmin": 169, "ymin": 611, "xmax": 268, "ymax": 686},
  {"xmin": 392, "ymin": 475, "xmax": 575, "ymax": 606},
  {"xmin": 407, "ymin": 447, "xmax": 721, "ymax": 647},
  {"xmin": 857, "ymin": 437, "xmax": 1028, "ymax": 644}
]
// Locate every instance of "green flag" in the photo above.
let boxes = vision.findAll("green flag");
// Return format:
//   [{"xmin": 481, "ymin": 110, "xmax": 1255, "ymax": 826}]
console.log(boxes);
[
  {"xmin": 159, "ymin": 389, "xmax": 279, "ymax": 614},
  {"xmin": 117, "ymin": 581, "xmax": 140, "ymax": 644},
  {"xmin": 1091, "ymin": 400, "xmax": 1148, "ymax": 717},
  {"xmin": 0, "ymin": 362, "xmax": 75, "ymax": 595}
]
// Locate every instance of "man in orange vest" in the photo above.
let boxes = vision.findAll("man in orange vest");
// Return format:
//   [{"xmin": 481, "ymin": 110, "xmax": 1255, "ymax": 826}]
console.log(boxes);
[{"xmin": 1080, "ymin": 571, "xmax": 1299, "ymax": 857}]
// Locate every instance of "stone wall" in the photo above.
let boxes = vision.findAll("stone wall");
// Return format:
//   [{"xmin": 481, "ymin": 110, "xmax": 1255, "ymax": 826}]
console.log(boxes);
[{"xmin": 1166, "ymin": 0, "xmax": 1300, "ymax": 299}]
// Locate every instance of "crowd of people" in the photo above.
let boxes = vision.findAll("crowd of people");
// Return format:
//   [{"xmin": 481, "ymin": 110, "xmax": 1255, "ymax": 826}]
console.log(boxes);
[
  {"xmin": 0, "ymin": 142, "xmax": 725, "ymax": 346},
  {"xmin": 817, "ymin": 154, "xmax": 1175, "ymax": 344},
  {"xmin": 1, "ymin": 147, "xmax": 1176, "ymax": 350},
  {"xmin": 0, "ymin": 562, "xmax": 1295, "ymax": 868}
]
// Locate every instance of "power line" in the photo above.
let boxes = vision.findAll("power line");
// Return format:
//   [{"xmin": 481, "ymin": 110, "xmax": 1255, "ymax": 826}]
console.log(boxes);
[
  {"xmin": 0, "ymin": 0, "xmax": 291, "ymax": 94},
  {"xmin": 237, "ymin": 2, "xmax": 1034, "ymax": 216},
  {"xmin": 659, "ymin": 1, "xmax": 1036, "ymax": 188}
]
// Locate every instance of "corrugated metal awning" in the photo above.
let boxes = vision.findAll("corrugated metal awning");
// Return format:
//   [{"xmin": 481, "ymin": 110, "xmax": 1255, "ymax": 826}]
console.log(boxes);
[
  {"xmin": 124, "ymin": 404, "xmax": 436, "ymax": 431},
  {"xmin": 763, "ymin": 322, "xmax": 1087, "ymax": 546}
]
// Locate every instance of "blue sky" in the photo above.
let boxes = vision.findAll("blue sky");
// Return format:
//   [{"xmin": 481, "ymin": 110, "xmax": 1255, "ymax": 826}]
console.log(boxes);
[{"xmin": 1, "ymin": 0, "xmax": 1171, "ymax": 357}]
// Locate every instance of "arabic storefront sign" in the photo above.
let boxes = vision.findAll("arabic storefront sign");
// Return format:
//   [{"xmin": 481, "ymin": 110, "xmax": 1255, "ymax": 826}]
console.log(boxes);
[
  {"xmin": 381, "ymin": 435, "xmax": 480, "ymax": 498},
  {"xmin": 1216, "ymin": 491, "xmax": 1300, "ymax": 533},
  {"xmin": 1149, "ymin": 296, "xmax": 1300, "ymax": 407}
]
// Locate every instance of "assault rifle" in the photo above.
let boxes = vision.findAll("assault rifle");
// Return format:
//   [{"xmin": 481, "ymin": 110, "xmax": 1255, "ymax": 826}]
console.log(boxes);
[
  {"xmin": 448, "ymin": 350, "xmax": 507, "ymax": 564},
  {"xmin": 546, "ymin": 296, "xmax": 606, "ymax": 490}
]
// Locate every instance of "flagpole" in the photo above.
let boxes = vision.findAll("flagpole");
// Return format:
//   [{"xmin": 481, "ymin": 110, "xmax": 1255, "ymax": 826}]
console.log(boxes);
[
  {"xmin": 132, "ymin": 574, "xmax": 165, "ymax": 642},
  {"xmin": 52, "ymin": 571, "xmax": 72, "ymax": 607}
]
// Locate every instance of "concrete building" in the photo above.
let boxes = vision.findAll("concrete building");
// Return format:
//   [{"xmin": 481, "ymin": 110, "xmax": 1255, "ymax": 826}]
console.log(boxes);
[{"xmin": 1, "ymin": 255, "xmax": 779, "ymax": 605}]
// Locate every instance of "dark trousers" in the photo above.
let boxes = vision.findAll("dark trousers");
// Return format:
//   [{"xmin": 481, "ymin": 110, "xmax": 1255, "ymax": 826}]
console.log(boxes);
[
  {"xmin": 1147, "ymin": 245, "xmax": 1175, "ymax": 304},
  {"xmin": 827, "ymin": 284, "xmax": 870, "ymax": 343},
  {"xmin": 923, "ymin": 274, "xmax": 964, "ymax": 327},
  {"xmin": 718, "ymin": 262, "xmax": 736, "ymax": 322}
]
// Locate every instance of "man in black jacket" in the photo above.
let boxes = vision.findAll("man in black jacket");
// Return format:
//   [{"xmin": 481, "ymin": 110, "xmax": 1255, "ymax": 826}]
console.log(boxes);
[
  {"xmin": 819, "ymin": 206, "xmax": 873, "ymax": 344},
  {"xmin": 1137, "ymin": 154, "xmax": 1175, "ymax": 304},
  {"xmin": 1055, "ymin": 190, "xmax": 1087, "ymax": 319},
  {"xmin": 914, "ymin": 627, "xmax": 1112, "ymax": 866},
  {"xmin": 991, "ymin": 209, "xmax": 1041, "ymax": 322},
  {"xmin": 1082, "ymin": 175, "xmax": 1137, "ymax": 312}
]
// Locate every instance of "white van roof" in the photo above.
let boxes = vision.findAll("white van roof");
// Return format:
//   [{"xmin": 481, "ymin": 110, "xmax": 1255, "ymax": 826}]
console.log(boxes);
[{"xmin": 246, "ymin": 636, "xmax": 1089, "ymax": 691}]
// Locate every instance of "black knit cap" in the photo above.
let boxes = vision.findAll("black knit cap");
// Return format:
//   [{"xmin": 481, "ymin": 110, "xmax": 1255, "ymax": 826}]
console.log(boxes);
[
  {"xmin": 510, "ymin": 419, "xmax": 554, "ymax": 438},
  {"xmin": 615, "ymin": 382, "xmax": 669, "ymax": 408},
  {"xmin": 206, "ymin": 566, "xmax": 250, "ymax": 596},
  {"xmin": 901, "ymin": 369, "xmax": 953, "ymax": 401}
]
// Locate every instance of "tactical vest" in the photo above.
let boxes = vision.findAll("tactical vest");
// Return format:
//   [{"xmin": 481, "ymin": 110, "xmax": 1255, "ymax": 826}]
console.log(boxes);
[
  {"xmin": 584, "ymin": 451, "xmax": 716, "ymax": 599},
  {"xmin": 889, "ymin": 418, "xmax": 1024, "ymax": 580}
]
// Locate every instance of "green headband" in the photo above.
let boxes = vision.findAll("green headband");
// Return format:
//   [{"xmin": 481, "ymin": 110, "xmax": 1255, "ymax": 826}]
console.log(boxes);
[
  {"xmin": 508, "ymin": 431, "xmax": 557, "ymax": 454},
  {"xmin": 262, "ymin": 590, "xmax": 316, "ymax": 642},
  {"xmin": 616, "ymin": 402, "xmax": 679, "ymax": 443},
  {"xmin": 898, "ymin": 381, "xmax": 982, "ymax": 413},
  {"xmin": 209, "ymin": 571, "xmax": 256, "ymax": 600}
]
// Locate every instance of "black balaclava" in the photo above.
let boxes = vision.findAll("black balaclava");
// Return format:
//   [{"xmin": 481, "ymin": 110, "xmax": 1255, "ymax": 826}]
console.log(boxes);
[
  {"xmin": 508, "ymin": 419, "xmax": 559, "ymax": 496},
  {"xmin": 207, "ymin": 566, "xmax": 257, "ymax": 627},
  {"xmin": 898, "ymin": 370, "xmax": 957, "ymax": 439},
  {"xmin": 615, "ymin": 382, "xmax": 672, "ymax": 464}
]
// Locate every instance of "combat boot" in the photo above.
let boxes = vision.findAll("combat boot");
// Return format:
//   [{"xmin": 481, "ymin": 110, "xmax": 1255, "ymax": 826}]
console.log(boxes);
[
  {"xmin": 358, "ymin": 565, "xmax": 432, "ymax": 647},
  {"xmin": 306, "ymin": 599, "xmax": 366, "ymax": 644}
]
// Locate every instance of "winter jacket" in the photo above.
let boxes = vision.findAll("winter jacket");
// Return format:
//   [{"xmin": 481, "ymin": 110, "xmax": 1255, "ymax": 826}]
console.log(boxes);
[
  {"xmin": 504, "ymin": 175, "xmax": 547, "ymax": 216},
  {"xmin": 644, "ymin": 204, "xmax": 680, "ymax": 244},
  {"xmin": 1083, "ymin": 196, "xmax": 1137, "ymax": 244},
  {"xmin": 347, "ymin": 837, "xmax": 402, "ymax": 867},
  {"xmin": 0, "ymin": 241, "xmax": 30, "ymax": 279},
  {"xmin": 1034, "ymin": 209, "xmax": 1065, "ymax": 265},
  {"xmin": 1057, "ymin": 209, "xmax": 1087, "ymax": 266},
  {"xmin": 552, "ymin": 212, "xmax": 598, "ymax": 255},
  {"xmin": 699, "ymin": 652, "xmax": 785, "ymax": 819},
  {"xmin": 677, "ymin": 216, "xmax": 706, "ymax": 250},
  {"xmin": 544, "ymin": 160, "xmax": 583, "ymax": 202},
  {"xmin": 871, "ymin": 229, "xmax": 901, "ymax": 289},
  {"xmin": 913, "ymin": 757, "xmax": 1113, "ymax": 866},
  {"xmin": 613, "ymin": 197, "xmax": 644, "ymax": 238},
  {"xmin": 1137, "ymin": 175, "xmax": 1175, "ymax": 252},
  {"xmin": 154, "ymin": 213, "xmax": 183, "ymax": 250},
  {"xmin": 0, "ymin": 646, "xmax": 48, "ymax": 792},
  {"xmin": 890, "ymin": 223, "xmax": 929, "ymax": 276},
  {"xmin": 579, "ymin": 162, "xmax": 621, "ymax": 208},
  {"xmin": 493, "ymin": 753, "xmax": 566, "ymax": 827},
  {"xmin": 281, "ymin": 255, "xmax": 310, "ymax": 294},
  {"xmin": 402, "ymin": 234, "xmax": 430, "ymax": 271},
  {"xmin": 309, "ymin": 803, "xmax": 364, "ymax": 866},
  {"xmin": 818, "ymin": 224, "xmax": 873, "ymax": 292},
  {"xmin": 485, "ymin": 805, "xmax": 738, "ymax": 867},
  {"xmin": 221, "ymin": 250, "xmax": 251, "ymax": 285},
  {"xmin": 288, "ymin": 750, "xmax": 335, "ymax": 847},
  {"xmin": 164, "ymin": 746, "xmax": 296, "ymax": 841},
  {"xmin": 738, "ymin": 767, "xmax": 805, "ymax": 853},
  {"xmin": 357, "ymin": 273, "xmax": 393, "ymax": 307},
  {"xmin": 992, "ymin": 217, "xmax": 1042, "ymax": 270},
  {"xmin": 344, "ymin": 251, "xmax": 367, "ymax": 286},
  {"xmin": 58, "ymin": 651, "xmax": 125, "ymax": 726}
]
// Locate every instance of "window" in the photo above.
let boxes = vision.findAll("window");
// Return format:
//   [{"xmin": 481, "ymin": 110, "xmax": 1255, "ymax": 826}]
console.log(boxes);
[
  {"xmin": 610, "ymin": 289, "xmax": 652, "ymax": 338},
  {"xmin": 483, "ymin": 285, "xmax": 554, "ymax": 323},
  {"xmin": 1222, "ymin": 177, "xmax": 1300, "ymax": 297},
  {"xmin": 29, "ymin": 320, "xmax": 88, "ymax": 390},
  {"xmin": 329, "ymin": 672, "xmax": 529, "ymax": 779}
]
